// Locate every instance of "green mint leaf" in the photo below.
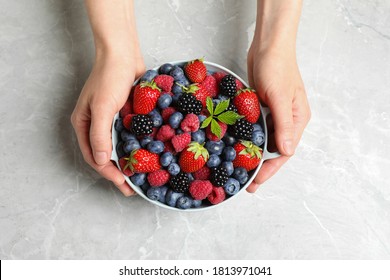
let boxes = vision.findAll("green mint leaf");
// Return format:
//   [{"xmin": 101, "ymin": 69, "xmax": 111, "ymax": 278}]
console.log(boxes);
[
  {"xmin": 217, "ymin": 111, "xmax": 243, "ymax": 125},
  {"xmin": 210, "ymin": 119, "xmax": 222, "ymax": 138},
  {"xmin": 200, "ymin": 116, "xmax": 212, "ymax": 128},
  {"xmin": 214, "ymin": 99, "xmax": 230, "ymax": 115},
  {"xmin": 206, "ymin": 97, "xmax": 214, "ymax": 115}
]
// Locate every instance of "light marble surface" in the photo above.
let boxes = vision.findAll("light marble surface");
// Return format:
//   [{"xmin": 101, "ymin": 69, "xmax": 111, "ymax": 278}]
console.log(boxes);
[{"xmin": 1, "ymin": 0, "xmax": 389, "ymax": 260}]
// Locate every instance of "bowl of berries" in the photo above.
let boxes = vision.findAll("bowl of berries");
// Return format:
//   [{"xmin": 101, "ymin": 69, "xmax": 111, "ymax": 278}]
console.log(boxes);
[{"xmin": 111, "ymin": 58, "xmax": 280, "ymax": 211}]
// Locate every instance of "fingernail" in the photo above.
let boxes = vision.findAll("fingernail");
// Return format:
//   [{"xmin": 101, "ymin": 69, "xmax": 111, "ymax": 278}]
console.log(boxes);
[
  {"xmin": 283, "ymin": 140, "xmax": 294, "ymax": 156},
  {"xmin": 94, "ymin": 152, "xmax": 108, "ymax": 165}
]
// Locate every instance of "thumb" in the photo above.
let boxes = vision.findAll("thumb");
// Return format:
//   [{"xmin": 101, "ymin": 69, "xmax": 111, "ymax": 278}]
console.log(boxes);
[
  {"xmin": 90, "ymin": 105, "xmax": 115, "ymax": 165},
  {"xmin": 267, "ymin": 95, "xmax": 295, "ymax": 156}
]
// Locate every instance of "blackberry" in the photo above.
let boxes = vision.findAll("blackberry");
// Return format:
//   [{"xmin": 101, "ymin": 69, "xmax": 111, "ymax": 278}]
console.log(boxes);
[
  {"xmin": 177, "ymin": 93, "xmax": 202, "ymax": 115},
  {"xmin": 219, "ymin": 75, "xmax": 237, "ymax": 98},
  {"xmin": 227, "ymin": 103, "xmax": 238, "ymax": 113},
  {"xmin": 231, "ymin": 119, "xmax": 253, "ymax": 140},
  {"xmin": 131, "ymin": 115, "xmax": 153, "ymax": 136},
  {"xmin": 170, "ymin": 172, "xmax": 190, "ymax": 193},
  {"xmin": 210, "ymin": 167, "xmax": 229, "ymax": 187}
]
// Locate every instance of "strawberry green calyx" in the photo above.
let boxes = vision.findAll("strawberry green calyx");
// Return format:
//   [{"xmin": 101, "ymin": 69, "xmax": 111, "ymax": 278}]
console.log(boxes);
[
  {"xmin": 186, "ymin": 142, "xmax": 209, "ymax": 161},
  {"xmin": 140, "ymin": 80, "xmax": 161, "ymax": 91},
  {"xmin": 238, "ymin": 140, "xmax": 263, "ymax": 159},
  {"xmin": 189, "ymin": 57, "xmax": 204, "ymax": 64},
  {"xmin": 181, "ymin": 83, "xmax": 200, "ymax": 94},
  {"xmin": 200, "ymin": 97, "xmax": 243, "ymax": 138},
  {"xmin": 236, "ymin": 87, "xmax": 256, "ymax": 96},
  {"xmin": 123, "ymin": 149, "xmax": 139, "ymax": 172}
]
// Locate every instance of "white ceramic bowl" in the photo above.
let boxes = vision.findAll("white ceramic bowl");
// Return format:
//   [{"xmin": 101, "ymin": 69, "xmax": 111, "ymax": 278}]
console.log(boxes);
[{"xmin": 111, "ymin": 61, "xmax": 280, "ymax": 211}]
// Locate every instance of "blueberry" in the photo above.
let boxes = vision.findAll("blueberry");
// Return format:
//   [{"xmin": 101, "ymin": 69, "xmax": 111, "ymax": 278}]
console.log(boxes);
[
  {"xmin": 172, "ymin": 84, "xmax": 184, "ymax": 95},
  {"xmin": 147, "ymin": 140, "xmax": 164, "ymax": 154},
  {"xmin": 171, "ymin": 156, "xmax": 178, "ymax": 163},
  {"xmin": 176, "ymin": 196, "xmax": 193, "ymax": 209},
  {"xmin": 233, "ymin": 167, "xmax": 249, "ymax": 185},
  {"xmin": 205, "ymin": 140, "xmax": 225, "ymax": 155},
  {"xmin": 169, "ymin": 112, "xmax": 184, "ymax": 129},
  {"xmin": 172, "ymin": 92, "xmax": 182, "ymax": 103},
  {"xmin": 149, "ymin": 110, "xmax": 163, "ymax": 127},
  {"xmin": 212, "ymin": 98, "xmax": 221, "ymax": 107},
  {"xmin": 224, "ymin": 178, "xmax": 240, "ymax": 195},
  {"xmin": 192, "ymin": 200, "xmax": 202, "ymax": 208},
  {"xmin": 116, "ymin": 141, "xmax": 126, "ymax": 158},
  {"xmin": 114, "ymin": 118, "xmax": 125, "ymax": 132},
  {"xmin": 222, "ymin": 134, "xmax": 236, "ymax": 146},
  {"xmin": 222, "ymin": 146, "xmax": 236, "ymax": 161},
  {"xmin": 176, "ymin": 128, "xmax": 184, "ymax": 135},
  {"xmin": 157, "ymin": 186, "xmax": 168, "ymax": 203},
  {"xmin": 221, "ymin": 161, "xmax": 234, "ymax": 176},
  {"xmin": 121, "ymin": 130, "xmax": 137, "ymax": 142},
  {"xmin": 252, "ymin": 130, "xmax": 265, "ymax": 146},
  {"xmin": 165, "ymin": 189, "xmax": 184, "ymax": 207},
  {"xmin": 253, "ymin": 123, "xmax": 263, "ymax": 132},
  {"xmin": 140, "ymin": 136, "xmax": 153, "ymax": 148},
  {"xmin": 217, "ymin": 94, "xmax": 230, "ymax": 101},
  {"xmin": 207, "ymin": 154, "xmax": 221, "ymax": 168},
  {"xmin": 159, "ymin": 63, "xmax": 174, "ymax": 74},
  {"xmin": 160, "ymin": 152, "xmax": 173, "ymax": 167},
  {"xmin": 192, "ymin": 130, "xmax": 206, "ymax": 144},
  {"xmin": 146, "ymin": 187, "xmax": 161, "ymax": 201},
  {"xmin": 187, "ymin": 173, "xmax": 194, "ymax": 181},
  {"xmin": 176, "ymin": 76, "xmax": 190, "ymax": 87},
  {"xmin": 130, "ymin": 173, "xmax": 146, "ymax": 186},
  {"xmin": 167, "ymin": 163, "xmax": 180, "ymax": 176},
  {"xmin": 140, "ymin": 182, "xmax": 150, "ymax": 193},
  {"xmin": 198, "ymin": 115, "xmax": 207, "ymax": 123},
  {"xmin": 170, "ymin": 66, "xmax": 185, "ymax": 81},
  {"xmin": 123, "ymin": 139, "xmax": 141, "ymax": 153},
  {"xmin": 158, "ymin": 94, "xmax": 172, "ymax": 109},
  {"xmin": 140, "ymin": 69, "xmax": 158, "ymax": 82}
]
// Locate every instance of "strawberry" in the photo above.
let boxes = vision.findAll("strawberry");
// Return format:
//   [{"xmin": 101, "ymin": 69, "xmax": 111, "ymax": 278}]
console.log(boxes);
[
  {"xmin": 119, "ymin": 157, "xmax": 134, "ymax": 177},
  {"xmin": 133, "ymin": 80, "xmax": 161, "ymax": 114},
  {"xmin": 232, "ymin": 140, "xmax": 263, "ymax": 171},
  {"xmin": 122, "ymin": 114, "xmax": 135, "ymax": 130},
  {"xmin": 201, "ymin": 75, "xmax": 218, "ymax": 97},
  {"xmin": 183, "ymin": 83, "xmax": 211, "ymax": 107},
  {"xmin": 120, "ymin": 100, "xmax": 132, "ymax": 118},
  {"xmin": 184, "ymin": 58, "xmax": 207, "ymax": 83},
  {"xmin": 233, "ymin": 88, "xmax": 261, "ymax": 124},
  {"xmin": 179, "ymin": 142, "xmax": 209, "ymax": 173},
  {"xmin": 123, "ymin": 149, "xmax": 161, "ymax": 173}
]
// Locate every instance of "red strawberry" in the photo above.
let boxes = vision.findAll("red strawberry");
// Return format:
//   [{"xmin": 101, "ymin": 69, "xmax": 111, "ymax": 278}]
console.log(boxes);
[
  {"xmin": 183, "ymin": 83, "xmax": 211, "ymax": 107},
  {"xmin": 206, "ymin": 121, "xmax": 227, "ymax": 141},
  {"xmin": 120, "ymin": 100, "xmax": 132, "ymax": 118},
  {"xmin": 154, "ymin": 74, "xmax": 174, "ymax": 92},
  {"xmin": 193, "ymin": 166, "xmax": 211, "ymax": 180},
  {"xmin": 233, "ymin": 88, "xmax": 261, "ymax": 124},
  {"xmin": 133, "ymin": 81, "xmax": 161, "ymax": 114},
  {"xmin": 179, "ymin": 142, "xmax": 209, "ymax": 173},
  {"xmin": 147, "ymin": 170, "xmax": 170, "ymax": 187},
  {"xmin": 189, "ymin": 180, "xmax": 213, "ymax": 200},
  {"xmin": 201, "ymin": 75, "xmax": 218, "ymax": 97},
  {"xmin": 122, "ymin": 114, "xmax": 135, "ymax": 130},
  {"xmin": 171, "ymin": 133, "xmax": 191, "ymax": 153},
  {"xmin": 212, "ymin": 72, "xmax": 226, "ymax": 85},
  {"xmin": 184, "ymin": 58, "xmax": 207, "ymax": 83},
  {"xmin": 124, "ymin": 149, "xmax": 161, "ymax": 173},
  {"xmin": 119, "ymin": 157, "xmax": 134, "ymax": 177},
  {"xmin": 207, "ymin": 186, "xmax": 226, "ymax": 205},
  {"xmin": 232, "ymin": 140, "xmax": 263, "ymax": 171}
]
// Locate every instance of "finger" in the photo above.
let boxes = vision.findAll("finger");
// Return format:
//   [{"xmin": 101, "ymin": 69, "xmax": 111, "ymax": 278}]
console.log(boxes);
[
  {"xmin": 115, "ymin": 181, "xmax": 136, "ymax": 197},
  {"xmin": 267, "ymin": 95, "xmax": 295, "ymax": 156},
  {"xmin": 89, "ymin": 104, "xmax": 115, "ymax": 165},
  {"xmin": 246, "ymin": 156, "xmax": 290, "ymax": 193},
  {"xmin": 71, "ymin": 111, "xmax": 95, "ymax": 167}
]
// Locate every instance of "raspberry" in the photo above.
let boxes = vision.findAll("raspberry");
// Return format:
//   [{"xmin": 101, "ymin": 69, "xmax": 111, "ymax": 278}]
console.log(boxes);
[
  {"xmin": 120, "ymin": 100, "xmax": 132, "ymax": 118},
  {"xmin": 163, "ymin": 141, "xmax": 176, "ymax": 154},
  {"xmin": 149, "ymin": 127, "xmax": 158, "ymax": 138},
  {"xmin": 171, "ymin": 133, "xmax": 191, "ymax": 153},
  {"xmin": 154, "ymin": 74, "xmax": 174, "ymax": 92},
  {"xmin": 189, "ymin": 180, "xmax": 213, "ymax": 200},
  {"xmin": 201, "ymin": 75, "xmax": 218, "ymax": 97},
  {"xmin": 206, "ymin": 121, "xmax": 227, "ymax": 141},
  {"xmin": 235, "ymin": 79, "xmax": 244, "ymax": 91},
  {"xmin": 122, "ymin": 114, "xmax": 135, "ymax": 130},
  {"xmin": 212, "ymin": 72, "xmax": 226, "ymax": 85},
  {"xmin": 147, "ymin": 170, "xmax": 170, "ymax": 187},
  {"xmin": 156, "ymin": 125, "xmax": 175, "ymax": 142},
  {"xmin": 161, "ymin": 107, "xmax": 176, "ymax": 123},
  {"xmin": 207, "ymin": 186, "xmax": 226, "ymax": 205},
  {"xmin": 119, "ymin": 157, "xmax": 134, "ymax": 177},
  {"xmin": 193, "ymin": 166, "xmax": 211, "ymax": 180},
  {"xmin": 180, "ymin": 113, "xmax": 200, "ymax": 132}
]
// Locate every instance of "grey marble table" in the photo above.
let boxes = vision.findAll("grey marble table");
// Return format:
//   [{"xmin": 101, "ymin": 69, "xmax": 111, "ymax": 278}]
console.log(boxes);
[{"xmin": 1, "ymin": 0, "xmax": 389, "ymax": 259}]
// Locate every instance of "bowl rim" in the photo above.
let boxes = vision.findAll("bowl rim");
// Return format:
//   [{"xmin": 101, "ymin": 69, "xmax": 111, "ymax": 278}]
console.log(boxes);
[{"xmin": 111, "ymin": 60, "xmax": 274, "ymax": 212}]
